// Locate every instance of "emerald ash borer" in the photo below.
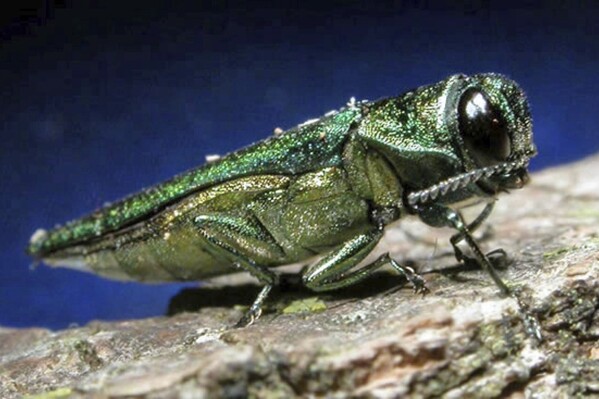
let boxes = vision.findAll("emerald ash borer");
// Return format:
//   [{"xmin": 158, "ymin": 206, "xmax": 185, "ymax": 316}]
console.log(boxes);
[{"xmin": 28, "ymin": 73, "xmax": 540, "ymax": 332}]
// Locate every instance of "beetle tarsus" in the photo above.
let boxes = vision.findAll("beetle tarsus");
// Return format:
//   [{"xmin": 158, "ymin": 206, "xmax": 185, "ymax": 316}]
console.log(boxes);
[
  {"xmin": 234, "ymin": 284, "xmax": 273, "ymax": 328},
  {"xmin": 387, "ymin": 256, "xmax": 429, "ymax": 296}
]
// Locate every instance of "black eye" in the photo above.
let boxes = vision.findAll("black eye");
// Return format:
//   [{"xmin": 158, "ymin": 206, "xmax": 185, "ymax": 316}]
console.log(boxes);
[{"xmin": 458, "ymin": 88, "xmax": 511, "ymax": 166}]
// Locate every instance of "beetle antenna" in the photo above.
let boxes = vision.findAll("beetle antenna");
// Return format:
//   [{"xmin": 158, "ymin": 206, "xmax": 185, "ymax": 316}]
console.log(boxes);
[{"xmin": 407, "ymin": 158, "xmax": 529, "ymax": 207}]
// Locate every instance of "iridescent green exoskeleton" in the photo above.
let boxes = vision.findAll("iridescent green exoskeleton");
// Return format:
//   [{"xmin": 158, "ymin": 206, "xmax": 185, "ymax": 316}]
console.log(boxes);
[{"xmin": 28, "ymin": 73, "xmax": 539, "ymax": 333}]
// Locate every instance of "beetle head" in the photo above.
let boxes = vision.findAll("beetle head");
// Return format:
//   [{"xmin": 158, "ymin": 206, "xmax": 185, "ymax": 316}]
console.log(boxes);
[
  {"xmin": 356, "ymin": 73, "xmax": 536, "ymax": 206},
  {"xmin": 452, "ymin": 73, "xmax": 536, "ymax": 195}
]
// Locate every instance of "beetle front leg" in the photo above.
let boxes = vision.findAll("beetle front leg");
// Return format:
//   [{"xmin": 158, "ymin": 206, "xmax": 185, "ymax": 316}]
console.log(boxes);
[
  {"xmin": 303, "ymin": 229, "xmax": 427, "ymax": 294},
  {"xmin": 417, "ymin": 204, "xmax": 510, "ymax": 294},
  {"xmin": 446, "ymin": 208, "xmax": 542, "ymax": 340},
  {"xmin": 449, "ymin": 201, "xmax": 509, "ymax": 269},
  {"xmin": 418, "ymin": 204, "xmax": 542, "ymax": 340},
  {"xmin": 194, "ymin": 214, "xmax": 284, "ymax": 327}
]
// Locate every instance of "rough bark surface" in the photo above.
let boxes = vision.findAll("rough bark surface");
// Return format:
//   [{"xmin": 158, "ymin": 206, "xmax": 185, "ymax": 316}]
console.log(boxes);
[{"xmin": 2, "ymin": 155, "xmax": 598, "ymax": 399}]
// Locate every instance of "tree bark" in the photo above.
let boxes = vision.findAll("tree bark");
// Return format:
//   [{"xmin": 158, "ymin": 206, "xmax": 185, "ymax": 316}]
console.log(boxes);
[{"xmin": 2, "ymin": 155, "xmax": 598, "ymax": 398}]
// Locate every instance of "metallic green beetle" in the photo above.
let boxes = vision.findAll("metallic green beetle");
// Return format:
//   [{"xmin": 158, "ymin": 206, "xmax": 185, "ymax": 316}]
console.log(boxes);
[{"xmin": 28, "ymin": 73, "xmax": 537, "ymax": 329}]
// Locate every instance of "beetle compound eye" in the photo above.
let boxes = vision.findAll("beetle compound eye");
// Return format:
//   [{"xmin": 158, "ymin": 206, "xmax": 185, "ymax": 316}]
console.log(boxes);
[{"xmin": 458, "ymin": 88, "xmax": 511, "ymax": 166}]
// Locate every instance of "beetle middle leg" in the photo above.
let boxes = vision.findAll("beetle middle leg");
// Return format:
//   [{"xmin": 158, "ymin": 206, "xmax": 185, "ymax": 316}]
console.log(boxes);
[
  {"xmin": 194, "ymin": 213, "xmax": 285, "ymax": 327},
  {"xmin": 302, "ymin": 229, "xmax": 427, "ymax": 294}
]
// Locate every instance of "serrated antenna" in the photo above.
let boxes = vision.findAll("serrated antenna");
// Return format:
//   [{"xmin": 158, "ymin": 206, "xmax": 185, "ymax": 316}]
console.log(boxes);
[{"xmin": 407, "ymin": 158, "xmax": 529, "ymax": 207}]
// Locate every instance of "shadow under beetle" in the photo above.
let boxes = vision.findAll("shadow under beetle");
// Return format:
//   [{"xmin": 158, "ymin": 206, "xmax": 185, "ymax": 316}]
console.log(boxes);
[{"xmin": 28, "ymin": 73, "xmax": 541, "ymax": 336}]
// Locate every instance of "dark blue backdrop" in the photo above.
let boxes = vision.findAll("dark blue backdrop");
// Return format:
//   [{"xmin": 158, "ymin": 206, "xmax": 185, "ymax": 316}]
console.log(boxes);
[{"xmin": 1, "ymin": 1, "xmax": 597, "ymax": 329}]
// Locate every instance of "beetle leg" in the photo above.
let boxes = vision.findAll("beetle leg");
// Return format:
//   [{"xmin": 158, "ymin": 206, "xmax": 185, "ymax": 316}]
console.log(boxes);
[
  {"xmin": 443, "ymin": 208, "xmax": 511, "ymax": 295},
  {"xmin": 445, "ymin": 208, "xmax": 542, "ymax": 340},
  {"xmin": 418, "ymin": 204, "xmax": 509, "ymax": 293},
  {"xmin": 450, "ymin": 201, "xmax": 494, "ymax": 258},
  {"xmin": 194, "ymin": 214, "xmax": 283, "ymax": 327},
  {"xmin": 418, "ymin": 204, "xmax": 542, "ymax": 340},
  {"xmin": 303, "ymin": 229, "xmax": 427, "ymax": 294},
  {"xmin": 449, "ymin": 202, "xmax": 509, "ymax": 269}
]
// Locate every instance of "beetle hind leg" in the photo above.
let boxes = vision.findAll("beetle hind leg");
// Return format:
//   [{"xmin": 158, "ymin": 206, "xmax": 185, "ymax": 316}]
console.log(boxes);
[{"xmin": 194, "ymin": 213, "xmax": 285, "ymax": 327}]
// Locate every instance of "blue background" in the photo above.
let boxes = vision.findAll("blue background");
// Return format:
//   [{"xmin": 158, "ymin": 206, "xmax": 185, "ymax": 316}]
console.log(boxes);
[{"xmin": 1, "ymin": 1, "xmax": 598, "ymax": 329}]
